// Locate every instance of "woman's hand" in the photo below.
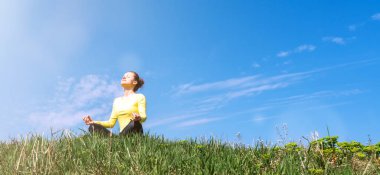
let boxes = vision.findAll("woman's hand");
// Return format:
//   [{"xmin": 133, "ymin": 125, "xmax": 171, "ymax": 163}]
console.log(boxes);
[
  {"xmin": 132, "ymin": 113, "xmax": 141, "ymax": 122},
  {"xmin": 82, "ymin": 115, "xmax": 94, "ymax": 125}
]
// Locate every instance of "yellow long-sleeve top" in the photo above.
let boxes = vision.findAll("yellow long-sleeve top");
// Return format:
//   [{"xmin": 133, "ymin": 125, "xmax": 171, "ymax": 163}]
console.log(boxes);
[{"xmin": 94, "ymin": 94, "xmax": 147, "ymax": 132}]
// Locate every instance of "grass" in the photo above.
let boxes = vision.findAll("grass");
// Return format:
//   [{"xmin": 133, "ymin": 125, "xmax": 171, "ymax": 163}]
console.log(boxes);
[{"xmin": 0, "ymin": 131, "xmax": 379, "ymax": 174}]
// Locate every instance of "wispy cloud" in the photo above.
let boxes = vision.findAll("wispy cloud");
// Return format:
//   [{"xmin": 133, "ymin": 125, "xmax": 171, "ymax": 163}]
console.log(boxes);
[
  {"xmin": 277, "ymin": 44, "xmax": 316, "ymax": 57},
  {"xmin": 322, "ymin": 36, "xmax": 356, "ymax": 45},
  {"xmin": 174, "ymin": 70, "xmax": 317, "ymax": 97},
  {"xmin": 277, "ymin": 51, "xmax": 290, "ymax": 57},
  {"xmin": 371, "ymin": 13, "xmax": 380, "ymax": 21},
  {"xmin": 219, "ymin": 90, "xmax": 359, "ymax": 126},
  {"xmin": 174, "ymin": 75, "xmax": 260, "ymax": 96},
  {"xmin": 175, "ymin": 72, "xmax": 311, "ymax": 108},
  {"xmin": 264, "ymin": 89, "xmax": 363, "ymax": 107},
  {"xmin": 348, "ymin": 25, "xmax": 357, "ymax": 31},
  {"xmin": 252, "ymin": 63, "xmax": 261, "ymax": 69},
  {"xmin": 169, "ymin": 70, "xmax": 313, "ymax": 127},
  {"xmin": 323, "ymin": 37, "xmax": 346, "ymax": 45},
  {"xmin": 145, "ymin": 111, "xmax": 209, "ymax": 128},
  {"xmin": 295, "ymin": 45, "xmax": 316, "ymax": 52},
  {"xmin": 176, "ymin": 117, "xmax": 224, "ymax": 128},
  {"xmin": 187, "ymin": 59, "xmax": 376, "ymax": 127},
  {"xmin": 225, "ymin": 83, "xmax": 288, "ymax": 99},
  {"xmin": 304, "ymin": 102, "xmax": 352, "ymax": 111},
  {"xmin": 167, "ymin": 58, "xmax": 378, "ymax": 129},
  {"xmin": 27, "ymin": 75, "xmax": 121, "ymax": 132},
  {"xmin": 348, "ymin": 13, "xmax": 380, "ymax": 32},
  {"xmin": 252, "ymin": 115, "xmax": 273, "ymax": 123},
  {"xmin": 347, "ymin": 22, "xmax": 367, "ymax": 32}
]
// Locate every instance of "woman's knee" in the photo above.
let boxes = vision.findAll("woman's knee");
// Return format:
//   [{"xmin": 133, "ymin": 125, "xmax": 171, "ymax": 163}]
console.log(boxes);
[
  {"xmin": 120, "ymin": 121, "xmax": 143, "ymax": 135},
  {"xmin": 88, "ymin": 124, "xmax": 110, "ymax": 136},
  {"xmin": 88, "ymin": 123, "xmax": 100, "ymax": 132}
]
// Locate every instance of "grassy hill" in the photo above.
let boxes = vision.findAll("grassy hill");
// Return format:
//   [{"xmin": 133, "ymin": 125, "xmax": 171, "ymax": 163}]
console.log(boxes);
[{"xmin": 1, "ymin": 132, "xmax": 379, "ymax": 174}]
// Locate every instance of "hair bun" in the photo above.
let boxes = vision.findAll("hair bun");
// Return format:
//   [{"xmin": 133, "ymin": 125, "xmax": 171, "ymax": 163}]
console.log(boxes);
[
  {"xmin": 139, "ymin": 78, "xmax": 145, "ymax": 86},
  {"xmin": 130, "ymin": 71, "xmax": 144, "ymax": 92}
]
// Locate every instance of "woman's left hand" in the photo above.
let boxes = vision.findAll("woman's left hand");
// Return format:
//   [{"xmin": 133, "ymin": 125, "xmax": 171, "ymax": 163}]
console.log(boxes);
[
  {"xmin": 132, "ymin": 113, "xmax": 141, "ymax": 121},
  {"xmin": 82, "ymin": 115, "xmax": 94, "ymax": 125}
]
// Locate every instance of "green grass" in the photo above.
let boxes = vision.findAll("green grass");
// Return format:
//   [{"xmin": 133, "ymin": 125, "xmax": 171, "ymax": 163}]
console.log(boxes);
[{"xmin": 0, "ymin": 132, "xmax": 379, "ymax": 174}]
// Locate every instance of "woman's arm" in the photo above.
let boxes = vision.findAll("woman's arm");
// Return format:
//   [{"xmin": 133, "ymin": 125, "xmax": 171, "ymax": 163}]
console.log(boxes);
[
  {"xmin": 137, "ymin": 94, "xmax": 147, "ymax": 123},
  {"xmin": 93, "ymin": 100, "xmax": 118, "ymax": 128}
]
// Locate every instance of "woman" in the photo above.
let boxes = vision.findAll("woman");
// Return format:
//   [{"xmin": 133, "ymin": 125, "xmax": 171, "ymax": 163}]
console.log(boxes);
[{"xmin": 82, "ymin": 71, "xmax": 147, "ymax": 136}]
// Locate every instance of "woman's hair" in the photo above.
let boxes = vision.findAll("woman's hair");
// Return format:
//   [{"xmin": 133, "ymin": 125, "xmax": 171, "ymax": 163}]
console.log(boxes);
[{"xmin": 129, "ymin": 71, "xmax": 144, "ymax": 92}]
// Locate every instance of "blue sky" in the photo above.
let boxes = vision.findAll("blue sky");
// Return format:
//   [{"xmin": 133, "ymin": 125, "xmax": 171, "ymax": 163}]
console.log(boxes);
[{"xmin": 1, "ymin": 1, "xmax": 379, "ymax": 145}]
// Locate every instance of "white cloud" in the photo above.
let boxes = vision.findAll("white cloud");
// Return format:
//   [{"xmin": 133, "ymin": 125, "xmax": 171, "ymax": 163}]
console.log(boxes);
[
  {"xmin": 304, "ymin": 102, "xmax": 351, "ymax": 111},
  {"xmin": 170, "ymin": 70, "xmax": 312, "ymax": 125},
  {"xmin": 225, "ymin": 83, "xmax": 288, "ymax": 99},
  {"xmin": 347, "ymin": 13, "xmax": 380, "ymax": 32},
  {"xmin": 323, "ymin": 36, "xmax": 357, "ymax": 45},
  {"xmin": 277, "ymin": 51, "xmax": 290, "ymax": 57},
  {"xmin": 283, "ymin": 60, "xmax": 292, "ymax": 65},
  {"xmin": 252, "ymin": 115, "xmax": 273, "ymax": 123},
  {"xmin": 348, "ymin": 25, "xmax": 357, "ymax": 31},
  {"xmin": 173, "ymin": 72, "xmax": 307, "ymax": 98},
  {"xmin": 176, "ymin": 117, "xmax": 224, "ymax": 128},
  {"xmin": 295, "ymin": 45, "xmax": 316, "ymax": 52},
  {"xmin": 276, "ymin": 44, "xmax": 316, "ymax": 57},
  {"xmin": 252, "ymin": 63, "xmax": 261, "ymax": 68},
  {"xmin": 371, "ymin": 13, "xmax": 380, "ymax": 20},
  {"xmin": 264, "ymin": 89, "xmax": 363, "ymax": 107},
  {"xmin": 27, "ymin": 75, "xmax": 122, "ymax": 132},
  {"xmin": 323, "ymin": 37, "xmax": 346, "ymax": 45},
  {"xmin": 157, "ymin": 59, "xmax": 377, "ymax": 130},
  {"xmin": 173, "ymin": 59, "xmax": 377, "ymax": 119},
  {"xmin": 173, "ymin": 75, "xmax": 260, "ymax": 95},
  {"xmin": 145, "ymin": 111, "xmax": 209, "ymax": 128}
]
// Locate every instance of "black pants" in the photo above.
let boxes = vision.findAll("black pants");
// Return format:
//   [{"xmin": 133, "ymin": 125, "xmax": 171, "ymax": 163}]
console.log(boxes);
[{"xmin": 88, "ymin": 121, "xmax": 143, "ymax": 136}]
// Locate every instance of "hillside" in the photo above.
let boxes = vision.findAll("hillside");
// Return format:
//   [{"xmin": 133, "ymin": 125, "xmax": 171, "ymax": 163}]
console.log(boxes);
[{"xmin": 0, "ymin": 132, "xmax": 379, "ymax": 174}]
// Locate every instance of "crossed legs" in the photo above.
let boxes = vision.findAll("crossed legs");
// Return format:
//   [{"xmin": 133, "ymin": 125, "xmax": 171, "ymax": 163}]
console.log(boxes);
[{"xmin": 88, "ymin": 121, "xmax": 143, "ymax": 136}]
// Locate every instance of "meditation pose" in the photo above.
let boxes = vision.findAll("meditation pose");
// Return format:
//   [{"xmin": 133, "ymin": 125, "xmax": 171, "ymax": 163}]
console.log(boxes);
[{"xmin": 82, "ymin": 71, "xmax": 147, "ymax": 136}]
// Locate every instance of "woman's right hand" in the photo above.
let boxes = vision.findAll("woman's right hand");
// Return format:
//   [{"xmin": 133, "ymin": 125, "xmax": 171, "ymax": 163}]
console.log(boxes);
[{"xmin": 82, "ymin": 115, "xmax": 94, "ymax": 125}]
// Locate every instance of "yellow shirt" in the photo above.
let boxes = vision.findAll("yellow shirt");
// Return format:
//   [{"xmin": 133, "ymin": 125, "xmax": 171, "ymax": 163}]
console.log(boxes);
[{"xmin": 94, "ymin": 93, "xmax": 147, "ymax": 132}]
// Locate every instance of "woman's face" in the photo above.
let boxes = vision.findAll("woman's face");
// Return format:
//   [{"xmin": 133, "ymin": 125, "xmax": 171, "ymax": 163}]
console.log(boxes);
[{"xmin": 121, "ymin": 72, "xmax": 137, "ymax": 87}]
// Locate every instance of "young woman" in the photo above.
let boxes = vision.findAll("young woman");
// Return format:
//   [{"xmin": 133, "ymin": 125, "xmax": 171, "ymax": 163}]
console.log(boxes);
[{"xmin": 82, "ymin": 71, "xmax": 147, "ymax": 136}]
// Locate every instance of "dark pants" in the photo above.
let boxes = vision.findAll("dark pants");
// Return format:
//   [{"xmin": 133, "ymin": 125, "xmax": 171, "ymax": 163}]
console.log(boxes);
[{"xmin": 88, "ymin": 121, "xmax": 143, "ymax": 136}]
